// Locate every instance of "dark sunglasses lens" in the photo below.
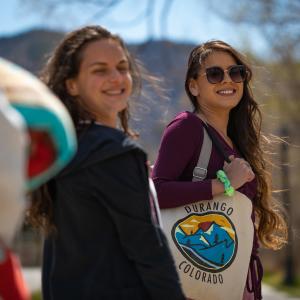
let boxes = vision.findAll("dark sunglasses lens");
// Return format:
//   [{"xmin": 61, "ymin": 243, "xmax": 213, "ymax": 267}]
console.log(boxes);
[
  {"xmin": 206, "ymin": 67, "xmax": 223, "ymax": 84},
  {"xmin": 229, "ymin": 66, "xmax": 246, "ymax": 83}
]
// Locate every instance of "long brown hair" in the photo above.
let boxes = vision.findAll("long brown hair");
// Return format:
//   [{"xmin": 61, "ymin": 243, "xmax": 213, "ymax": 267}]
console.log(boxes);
[
  {"xmin": 27, "ymin": 26, "xmax": 142, "ymax": 233},
  {"xmin": 185, "ymin": 40, "xmax": 287, "ymax": 250}
]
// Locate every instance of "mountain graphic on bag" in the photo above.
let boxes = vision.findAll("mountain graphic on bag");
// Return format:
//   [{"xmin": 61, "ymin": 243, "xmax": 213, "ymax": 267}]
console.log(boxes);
[{"xmin": 173, "ymin": 213, "xmax": 236, "ymax": 272}]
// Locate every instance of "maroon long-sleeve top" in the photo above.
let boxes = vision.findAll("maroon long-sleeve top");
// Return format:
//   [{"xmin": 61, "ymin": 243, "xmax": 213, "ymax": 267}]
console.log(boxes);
[
  {"xmin": 152, "ymin": 111, "xmax": 262, "ymax": 300},
  {"xmin": 152, "ymin": 111, "xmax": 257, "ymax": 206}
]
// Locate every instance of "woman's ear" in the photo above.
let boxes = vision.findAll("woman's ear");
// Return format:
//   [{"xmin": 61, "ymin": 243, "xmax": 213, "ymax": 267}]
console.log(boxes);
[
  {"xmin": 189, "ymin": 79, "xmax": 199, "ymax": 97},
  {"xmin": 65, "ymin": 79, "xmax": 78, "ymax": 96}
]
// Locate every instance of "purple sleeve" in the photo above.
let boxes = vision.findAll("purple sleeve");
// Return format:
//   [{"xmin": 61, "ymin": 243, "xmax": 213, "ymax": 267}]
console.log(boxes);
[{"xmin": 152, "ymin": 114, "xmax": 213, "ymax": 209}]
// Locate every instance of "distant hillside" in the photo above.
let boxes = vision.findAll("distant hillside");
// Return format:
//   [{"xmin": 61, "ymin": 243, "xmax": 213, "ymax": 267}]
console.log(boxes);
[
  {"xmin": 129, "ymin": 40, "xmax": 195, "ymax": 158},
  {"xmin": 0, "ymin": 29, "xmax": 196, "ymax": 160},
  {"xmin": 0, "ymin": 29, "xmax": 64, "ymax": 73}
]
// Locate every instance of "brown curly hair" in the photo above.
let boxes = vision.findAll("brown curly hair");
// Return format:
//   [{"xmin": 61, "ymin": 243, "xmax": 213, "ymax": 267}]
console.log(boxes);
[
  {"xmin": 185, "ymin": 40, "xmax": 287, "ymax": 250},
  {"xmin": 27, "ymin": 25, "xmax": 142, "ymax": 233}
]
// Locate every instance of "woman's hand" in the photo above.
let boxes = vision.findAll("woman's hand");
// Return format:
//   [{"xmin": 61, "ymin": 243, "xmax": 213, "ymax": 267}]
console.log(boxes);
[{"xmin": 223, "ymin": 155, "xmax": 255, "ymax": 189}]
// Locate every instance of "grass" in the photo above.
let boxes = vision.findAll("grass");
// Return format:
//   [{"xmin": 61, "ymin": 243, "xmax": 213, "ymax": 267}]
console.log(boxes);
[
  {"xmin": 31, "ymin": 291, "xmax": 42, "ymax": 300},
  {"xmin": 263, "ymin": 271, "xmax": 300, "ymax": 297}
]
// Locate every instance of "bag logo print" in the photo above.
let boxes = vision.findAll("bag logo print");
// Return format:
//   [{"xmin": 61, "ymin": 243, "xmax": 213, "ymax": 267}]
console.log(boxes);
[{"xmin": 171, "ymin": 212, "xmax": 238, "ymax": 272}]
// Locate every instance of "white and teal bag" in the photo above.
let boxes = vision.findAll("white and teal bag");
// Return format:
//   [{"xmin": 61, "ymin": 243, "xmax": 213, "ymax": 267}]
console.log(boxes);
[{"xmin": 161, "ymin": 126, "xmax": 254, "ymax": 300}]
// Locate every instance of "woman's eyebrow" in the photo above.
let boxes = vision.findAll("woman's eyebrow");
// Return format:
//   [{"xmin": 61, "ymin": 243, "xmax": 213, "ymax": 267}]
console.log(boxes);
[
  {"xmin": 118, "ymin": 59, "xmax": 129, "ymax": 65},
  {"xmin": 88, "ymin": 62, "xmax": 106, "ymax": 68},
  {"xmin": 88, "ymin": 59, "xmax": 129, "ymax": 68}
]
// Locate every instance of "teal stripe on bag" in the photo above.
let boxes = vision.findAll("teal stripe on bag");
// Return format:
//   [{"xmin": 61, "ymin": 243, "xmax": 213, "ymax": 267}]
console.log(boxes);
[{"xmin": 12, "ymin": 104, "xmax": 77, "ymax": 190}]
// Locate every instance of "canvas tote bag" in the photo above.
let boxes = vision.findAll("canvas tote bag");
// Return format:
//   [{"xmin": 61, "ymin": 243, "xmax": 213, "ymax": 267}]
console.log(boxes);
[{"xmin": 161, "ymin": 126, "xmax": 254, "ymax": 300}]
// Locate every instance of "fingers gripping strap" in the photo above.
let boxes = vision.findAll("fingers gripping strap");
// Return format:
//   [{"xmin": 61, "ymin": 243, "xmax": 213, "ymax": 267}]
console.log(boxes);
[{"xmin": 192, "ymin": 127, "xmax": 212, "ymax": 182}]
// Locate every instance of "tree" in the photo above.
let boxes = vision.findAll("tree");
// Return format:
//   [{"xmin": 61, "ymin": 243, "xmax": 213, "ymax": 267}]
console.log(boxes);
[
  {"xmin": 22, "ymin": 0, "xmax": 175, "ymax": 40},
  {"xmin": 209, "ymin": 0, "xmax": 300, "ymax": 60}
]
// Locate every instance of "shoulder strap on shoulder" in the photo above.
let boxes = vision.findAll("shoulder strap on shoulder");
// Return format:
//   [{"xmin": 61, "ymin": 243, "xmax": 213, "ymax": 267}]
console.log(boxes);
[
  {"xmin": 192, "ymin": 120, "xmax": 232, "ymax": 182},
  {"xmin": 192, "ymin": 126, "xmax": 212, "ymax": 182}
]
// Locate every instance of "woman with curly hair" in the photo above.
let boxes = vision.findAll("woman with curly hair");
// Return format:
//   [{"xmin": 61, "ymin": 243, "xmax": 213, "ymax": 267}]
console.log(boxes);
[{"xmin": 28, "ymin": 25, "xmax": 186, "ymax": 300}]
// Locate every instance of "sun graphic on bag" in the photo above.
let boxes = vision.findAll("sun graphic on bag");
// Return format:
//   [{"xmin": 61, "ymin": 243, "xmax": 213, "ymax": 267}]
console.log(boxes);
[{"xmin": 172, "ymin": 212, "xmax": 238, "ymax": 272}]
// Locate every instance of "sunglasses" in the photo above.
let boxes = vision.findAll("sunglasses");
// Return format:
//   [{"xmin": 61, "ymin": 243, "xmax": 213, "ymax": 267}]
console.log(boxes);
[{"xmin": 200, "ymin": 65, "xmax": 247, "ymax": 84}]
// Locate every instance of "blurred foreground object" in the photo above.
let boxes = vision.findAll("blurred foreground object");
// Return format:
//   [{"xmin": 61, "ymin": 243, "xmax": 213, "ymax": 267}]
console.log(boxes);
[
  {"xmin": 0, "ymin": 57, "xmax": 77, "ymax": 190},
  {"xmin": 0, "ymin": 88, "xmax": 30, "ymax": 300},
  {"xmin": 0, "ymin": 92, "xmax": 27, "ymax": 247},
  {"xmin": 0, "ymin": 57, "xmax": 77, "ymax": 300}
]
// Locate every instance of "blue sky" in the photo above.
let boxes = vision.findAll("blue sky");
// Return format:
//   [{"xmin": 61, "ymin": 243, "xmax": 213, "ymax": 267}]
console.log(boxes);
[{"xmin": 0, "ymin": 0, "xmax": 269, "ymax": 57}]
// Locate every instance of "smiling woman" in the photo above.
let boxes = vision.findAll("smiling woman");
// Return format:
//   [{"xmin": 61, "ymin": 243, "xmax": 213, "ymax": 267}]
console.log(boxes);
[
  {"xmin": 65, "ymin": 39, "xmax": 133, "ymax": 128},
  {"xmin": 188, "ymin": 51, "xmax": 245, "ymax": 122},
  {"xmin": 152, "ymin": 40, "xmax": 287, "ymax": 300},
  {"xmin": 27, "ymin": 26, "xmax": 186, "ymax": 300}
]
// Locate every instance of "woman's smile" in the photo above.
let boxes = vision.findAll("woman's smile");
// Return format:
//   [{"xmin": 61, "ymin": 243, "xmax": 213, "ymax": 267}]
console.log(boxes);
[
  {"xmin": 216, "ymin": 88, "xmax": 237, "ymax": 96},
  {"xmin": 102, "ymin": 88, "xmax": 126, "ymax": 96}
]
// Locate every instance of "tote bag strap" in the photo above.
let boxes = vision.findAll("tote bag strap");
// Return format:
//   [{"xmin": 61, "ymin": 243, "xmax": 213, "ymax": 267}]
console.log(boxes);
[
  {"xmin": 203, "ymin": 123, "xmax": 231, "ymax": 163},
  {"xmin": 192, "ymin": 122, "xmax": 230, "ymax": 182},
  {"xmin": 192, "ymin": 127, "xmax": 212, "ymax": 182}
]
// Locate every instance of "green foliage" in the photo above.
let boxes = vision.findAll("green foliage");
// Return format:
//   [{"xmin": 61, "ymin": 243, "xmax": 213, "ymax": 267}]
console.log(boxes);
[
  {"xmin": 263, "ymin": 271, "xmax": 300, "ymax": 297},
  {"xmin": 31, "ymin": 290, "xmax": 42, "ymax": 300}
]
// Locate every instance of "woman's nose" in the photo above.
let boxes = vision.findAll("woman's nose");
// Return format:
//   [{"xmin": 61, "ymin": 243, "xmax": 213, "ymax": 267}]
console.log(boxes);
[
  {"xmin": 222, "ymin": 70, "xmax": 232, "ymax": 83},
  {"xmin": 109, "ymin": 69, "xmax": 122, "ymax": 83}
]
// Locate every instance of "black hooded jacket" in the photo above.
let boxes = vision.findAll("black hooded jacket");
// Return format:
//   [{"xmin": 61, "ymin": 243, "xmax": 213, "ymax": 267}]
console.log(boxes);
[{"xmin": 42, "ymin": 124, "xmax": 185, "ymax": 300}]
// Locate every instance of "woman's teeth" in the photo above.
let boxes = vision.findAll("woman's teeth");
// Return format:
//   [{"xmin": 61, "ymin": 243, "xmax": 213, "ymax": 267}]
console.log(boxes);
[
  {"xmin": 104, "ymin": 89, "xmax": 123, "ymax": 95},
  {"xmin": 217, "ymin": 89, "xmax": 235, "ymax": 95}
]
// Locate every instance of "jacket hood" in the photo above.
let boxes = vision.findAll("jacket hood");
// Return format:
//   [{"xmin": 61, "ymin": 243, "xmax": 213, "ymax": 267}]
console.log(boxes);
[{"xmin": 58, "ymin": 124, "xmax": 142, "ymax": 177}]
